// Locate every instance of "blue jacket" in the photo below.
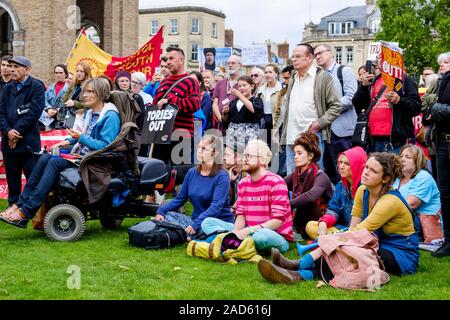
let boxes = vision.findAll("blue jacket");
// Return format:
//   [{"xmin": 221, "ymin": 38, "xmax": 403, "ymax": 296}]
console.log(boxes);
[
  {"xmin": 0, "ymin": 76, "xmax": 46, "ymax": 153},
  {"xmin": 68, "ymin": 103, "xmax": 121, "ymax": 152},
  {"xmin": 143, "ymin": 81, "xmax": 160, "ymax": 98},
  {"xmin": 326, "ymin": 181, "xmax": 353, "ymax": 228},
  {"xmin": 45, "ymin": 83, "xmax": 68, "ymax": 110}
]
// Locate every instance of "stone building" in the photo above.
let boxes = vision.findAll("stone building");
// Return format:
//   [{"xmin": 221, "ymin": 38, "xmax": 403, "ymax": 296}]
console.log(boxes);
[
  {"xmin": 139, "ymin": 6, "xmax": 226, "ymax": 71},
  {"xmin": 302, "ymin": 0, "xmax": 380, "ymax": 73},
  {"xmin": 0, "ymin": 0, "xmax": 138, "ymax": 84}
]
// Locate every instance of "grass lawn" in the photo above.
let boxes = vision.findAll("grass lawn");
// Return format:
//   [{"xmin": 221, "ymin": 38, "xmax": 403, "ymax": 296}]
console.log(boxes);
[{"xmin": 0, "ymin": 199, "xmax": 449, "ymax": 300}]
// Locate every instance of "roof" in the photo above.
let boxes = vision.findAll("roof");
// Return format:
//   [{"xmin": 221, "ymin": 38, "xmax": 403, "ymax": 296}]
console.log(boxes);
[
  {"xmin": 139, "ymin": 6, "xmax": 226, "ymax": 19},
  {"xmin": 316, "ymin": 5, "xmax": 368, "ymax": 30}
]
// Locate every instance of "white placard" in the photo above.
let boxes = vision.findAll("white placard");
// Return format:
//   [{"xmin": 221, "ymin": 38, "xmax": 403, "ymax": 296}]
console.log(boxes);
[{"xmin": 242, "ymin": 45, "xmax": 269, "ymax": 66}]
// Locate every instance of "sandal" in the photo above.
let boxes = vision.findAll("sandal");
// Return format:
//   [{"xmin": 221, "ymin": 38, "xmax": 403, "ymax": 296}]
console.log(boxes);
[
  {"xmin": 0, "ymin": 204, "xmax": 18, "ymax": 218},
  {"xmin": 0, "ymin": 208, "xmax": 28, "ymax": 229}
]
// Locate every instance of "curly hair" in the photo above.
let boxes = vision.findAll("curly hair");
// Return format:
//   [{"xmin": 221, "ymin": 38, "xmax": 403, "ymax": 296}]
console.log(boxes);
[
  {"xmin": 294, "ymin": 132, "xmax": 321, "ymax": 163},
  {"xmin": 369, "ymin": 152, "xmax": 402, "ymax": 196}
]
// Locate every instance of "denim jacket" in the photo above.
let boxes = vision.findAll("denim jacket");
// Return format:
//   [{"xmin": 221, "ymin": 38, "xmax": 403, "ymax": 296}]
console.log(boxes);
[{"xmin": 326, "ymin": 181, "xmax": 353, "ymax": 228}]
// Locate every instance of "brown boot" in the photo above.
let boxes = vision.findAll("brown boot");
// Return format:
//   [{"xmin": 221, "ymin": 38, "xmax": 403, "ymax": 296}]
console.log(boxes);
[
  {"xmin": 271, "ymin": 248, "xmax": 300, "ymax": 270},
  {"xmin": 258, "ymin": 259, "xmax": 303, "ymax": 284}
]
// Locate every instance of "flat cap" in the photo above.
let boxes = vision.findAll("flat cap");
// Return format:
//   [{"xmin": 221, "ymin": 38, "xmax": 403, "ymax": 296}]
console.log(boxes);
[{"xmin": 8, "ymin": 56, "xmax": 32, "ymax": 68}]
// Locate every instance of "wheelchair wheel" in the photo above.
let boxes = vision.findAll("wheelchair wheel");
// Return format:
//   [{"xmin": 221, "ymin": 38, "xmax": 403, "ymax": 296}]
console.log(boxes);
[
  {"xmin": 44, "ymin": 204, "xmax": 86, "ymax": 242},
  {"xmin": 99, "ymin": 215, "xmax": 124, "ymax": 229}
]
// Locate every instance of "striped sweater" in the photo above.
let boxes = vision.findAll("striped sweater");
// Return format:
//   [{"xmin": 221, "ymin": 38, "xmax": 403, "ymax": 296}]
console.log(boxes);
[
  {"xmin": 153, "ymin": 73, "xmax": 200, "ymax": 136},
  {"xmin": 235, "ymin": 171, "xmax": 293, "ymax": 241}
]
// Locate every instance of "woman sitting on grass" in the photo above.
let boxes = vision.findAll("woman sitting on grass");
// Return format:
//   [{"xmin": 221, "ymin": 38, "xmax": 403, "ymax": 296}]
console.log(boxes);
[
  {"xmin": 393, "ymin": 144, "xmax": 442, "ymax": 244},
  {"xmin": 305, "ymin": 146, "xmax": 367, "ymax": 239},
  {"xmin": 257, "ymin": 153, "xmax": 420, "ymax": 284},
  {"xmin": 284, "ymin": 132, "xmax": 333, "ymax": 239},
  {"xmin": 0, "ymin": 77, "xmax": 121, "ymax": 228},
  {"xmin": 154, "ymin": 134, "xmax": 234, "ymax": 240}
]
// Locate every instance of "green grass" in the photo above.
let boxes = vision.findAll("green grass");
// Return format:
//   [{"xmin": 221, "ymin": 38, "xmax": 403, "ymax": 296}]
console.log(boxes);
[{"xmin": 0, "ymin": 199, "xmax": 449, "ymax": 300}]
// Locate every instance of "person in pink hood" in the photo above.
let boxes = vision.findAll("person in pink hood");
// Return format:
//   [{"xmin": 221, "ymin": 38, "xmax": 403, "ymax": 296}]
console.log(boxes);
[{"xmin": 305, "ymin": 146, "xmax": 368, "ymax": 239}]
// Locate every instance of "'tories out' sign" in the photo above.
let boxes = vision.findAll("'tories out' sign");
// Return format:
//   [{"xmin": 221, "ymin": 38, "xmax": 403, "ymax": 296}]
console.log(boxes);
[
  {"xmin": 380, "ymin": 41, "xmax": 405, "ymax": 94},
  {"xmin": 141, "ymin": 105, "xmax": 178, "ymax": 145}
]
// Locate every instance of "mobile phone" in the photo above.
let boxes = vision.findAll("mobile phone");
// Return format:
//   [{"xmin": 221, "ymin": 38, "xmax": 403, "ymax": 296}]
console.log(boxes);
[
  {"xmin": 365, "ymin": 60, "xmax": 373, "ymax": 75},
  {"xmin": 155, "ymin": 67, "xmax": 161, "ymax": 75}
]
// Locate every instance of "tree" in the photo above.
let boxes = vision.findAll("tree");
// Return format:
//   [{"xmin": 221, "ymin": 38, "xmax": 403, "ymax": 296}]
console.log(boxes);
[{"xmin": 376, "ymin": 0, "xmax": 450, "ymax": 76}]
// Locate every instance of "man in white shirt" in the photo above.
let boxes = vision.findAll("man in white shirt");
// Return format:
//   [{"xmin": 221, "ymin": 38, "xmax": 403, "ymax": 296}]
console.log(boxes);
[{"xmin": 280, "ymin": 44, "xmax": 341, "ymax": 175}]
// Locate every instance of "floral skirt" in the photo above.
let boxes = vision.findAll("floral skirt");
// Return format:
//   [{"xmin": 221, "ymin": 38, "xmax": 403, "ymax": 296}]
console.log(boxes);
[{"xmin": 225, "ymin": 122, "xmax": 260, "ymax": 148}]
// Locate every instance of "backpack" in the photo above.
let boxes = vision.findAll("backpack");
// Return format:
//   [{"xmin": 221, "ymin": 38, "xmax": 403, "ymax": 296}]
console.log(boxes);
[
  {"xmin": 128, "ymin": 220, "xmax": 187, "ymax": 250},
  {"xmin": 318, "ymin": 229, "xmax": 390, "ymax": 291},
  {"xmin": 186, "ymin": 232, "xmax": 262, "ymax": 265}
]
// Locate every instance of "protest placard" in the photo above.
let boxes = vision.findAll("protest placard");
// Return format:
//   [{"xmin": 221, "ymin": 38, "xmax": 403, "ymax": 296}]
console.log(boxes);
[
  {"xmin": 141, "ymin": 105, "xmax": 178, "ymax": 145},
  {"xmin": 242, "ymin": 45, "xmax": 269, "ymax": 66},
  {"xmin": 380, "ymin": 41, "xmax": 405, "ymax": 94},
  {"xmin": 199, "ymin": 47, "xmax": 232, "ymax": 72},
  {"xmin": 367, "ymin": 42, "xmax": 399, "ymax": 61}
]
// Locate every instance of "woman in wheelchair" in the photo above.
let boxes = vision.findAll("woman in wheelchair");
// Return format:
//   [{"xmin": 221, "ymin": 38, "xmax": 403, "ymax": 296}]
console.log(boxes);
[{"xmin": 0, "ymin": 77, "xmax": 121, "ymax": 228}]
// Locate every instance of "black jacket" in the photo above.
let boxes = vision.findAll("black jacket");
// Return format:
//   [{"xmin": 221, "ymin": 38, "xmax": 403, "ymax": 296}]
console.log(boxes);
[
  {"xmin": 431, "ymin": 71, "xmax": 450, "ymax": 134},
  {"xmin": 352, "ymin": 74, "xmax": 421, "ymax": 148},
  {"xmin": 0, "ymin": 76, "xmax": 46, "ymax": 153}
]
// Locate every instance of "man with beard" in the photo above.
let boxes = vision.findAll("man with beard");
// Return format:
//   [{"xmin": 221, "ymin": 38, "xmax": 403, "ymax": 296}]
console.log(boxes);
[
  {"xmin": 211, "ymin": 55, "xmax": 242, "ymax": 132},
  {"xmin": 203, "ymin": 48, "xmax": 216, "ymax": 71},
  {"xmin": 200, "ymin": 140, "xmax": 293, "ymax": 253}
]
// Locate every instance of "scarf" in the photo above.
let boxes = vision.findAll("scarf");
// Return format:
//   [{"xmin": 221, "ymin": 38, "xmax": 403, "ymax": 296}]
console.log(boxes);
[{"xmin": 293, "ymin": 163, "xmax": 319, "ymax": 199}]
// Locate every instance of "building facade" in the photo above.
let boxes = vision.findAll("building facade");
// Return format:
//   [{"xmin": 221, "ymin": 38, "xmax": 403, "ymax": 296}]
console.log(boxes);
[
  {"xmin": 0, "ymin": 0, "xmax": 138, "ymax": 84},
  {"xmin": 302, "ymin": 0, "xmax": 380, "ymax": 73},
  {"xmin": 139, "ymin": 6, "xmax": 226, "ymax": 71}
]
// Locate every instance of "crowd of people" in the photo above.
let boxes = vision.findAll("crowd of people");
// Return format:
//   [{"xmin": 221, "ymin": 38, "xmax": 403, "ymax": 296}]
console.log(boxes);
[{"xmin": 0, "ymin": 43, "xmax": 449, "ymax": 286}]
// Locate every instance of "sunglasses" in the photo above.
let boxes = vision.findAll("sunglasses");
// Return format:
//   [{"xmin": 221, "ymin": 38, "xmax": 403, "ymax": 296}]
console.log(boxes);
[{"xmin": 250, "ymin": 74, "xmax": 261, "ymax": 78}]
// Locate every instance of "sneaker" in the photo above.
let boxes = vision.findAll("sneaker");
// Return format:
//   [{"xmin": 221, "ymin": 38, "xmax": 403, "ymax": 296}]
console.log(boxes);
[{"xmin": 431, "ymin": 241, "xmax": 450, "ymax": 257}]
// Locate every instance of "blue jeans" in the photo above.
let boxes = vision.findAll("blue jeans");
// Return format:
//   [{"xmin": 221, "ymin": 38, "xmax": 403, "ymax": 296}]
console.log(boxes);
[
  {"xmin": 286, "ymin": 132, "xmax": 324, "ymax": 175},
  {"xmin": 369, "ymin": 137, "xmax": 402, "ymax": 154},
  {"xmin": 17, "ymin": 154, "xmax": 76, "ymax": 219},
  {"xmin": 201, "ymin": 217, "xmax": 290, "ymax": 253}
]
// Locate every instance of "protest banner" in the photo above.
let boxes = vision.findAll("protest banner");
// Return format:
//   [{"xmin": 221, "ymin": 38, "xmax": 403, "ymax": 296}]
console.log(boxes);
[
  {"xmin": 242, "ymin": 45, "xmax": 269, "ymax": 66},
  {"xmin": 66, "ymin": 27, "xmax": 164, "ymax": 81},
  {"xmin": 380, "ymin": 41, "xmax": 405, "ymax": 94},
  {"xmin": 199, "ymin": 47, "xmax": 232, "ymax": 72},
  {"xmin": 141, "ymin": 105, "xmax": 178, "ymax": 145},
  {"xmin": 0, "ymin": 130, "xmax": 70, "ymax": 199},
  {"xmin": 367, "ymin": 41, "xmax": 399, "ymax": 61}
]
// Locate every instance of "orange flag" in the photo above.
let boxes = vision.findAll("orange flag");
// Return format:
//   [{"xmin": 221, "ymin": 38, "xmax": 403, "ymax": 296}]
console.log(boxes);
[{"xmin": 66, "ymin": 27, "xmax": 164, "ymax": 81}]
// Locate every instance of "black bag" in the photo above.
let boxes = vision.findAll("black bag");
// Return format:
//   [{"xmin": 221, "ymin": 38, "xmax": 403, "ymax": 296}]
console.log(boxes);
[
  {"xmin": 128, "ymin": 220, "xmax": 187, "ymax": 250},
  {"xmin": 352, "ymin": 86, "xmax": 387, "ymax": 148}
]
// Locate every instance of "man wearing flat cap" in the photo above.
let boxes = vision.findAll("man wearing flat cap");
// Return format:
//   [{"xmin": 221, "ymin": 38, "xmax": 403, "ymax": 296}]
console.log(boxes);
[{"xmin": 0, "ymin": 56, "xmax": 46, "ymax": 209}]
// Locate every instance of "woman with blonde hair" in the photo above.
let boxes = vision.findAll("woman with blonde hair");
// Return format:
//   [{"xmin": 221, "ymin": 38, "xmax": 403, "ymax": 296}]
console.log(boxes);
[
  {"xmin": 393, "ymin": 144, "xmax": 442, "ymax": 244},
  {"xmin": 62, "ymin": 61, "xmax": 92, "ymax": 110}
]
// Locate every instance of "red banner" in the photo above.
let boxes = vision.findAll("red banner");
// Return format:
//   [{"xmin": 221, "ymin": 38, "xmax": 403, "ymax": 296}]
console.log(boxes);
[{"xmin": 0, "ymin": 130, "xmax": 70, "ymax": 199}]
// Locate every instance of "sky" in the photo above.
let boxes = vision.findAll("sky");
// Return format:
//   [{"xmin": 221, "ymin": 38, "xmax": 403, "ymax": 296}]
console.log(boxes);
[{"xmin": 139, "ymin": 0, "xmax": 366, "ymax": 49}]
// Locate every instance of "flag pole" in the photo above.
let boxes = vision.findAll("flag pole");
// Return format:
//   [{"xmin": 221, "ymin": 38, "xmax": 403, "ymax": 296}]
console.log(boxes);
[{"xmin": 65, "ymin": 27, "xmax": 85, "ymax": 65}]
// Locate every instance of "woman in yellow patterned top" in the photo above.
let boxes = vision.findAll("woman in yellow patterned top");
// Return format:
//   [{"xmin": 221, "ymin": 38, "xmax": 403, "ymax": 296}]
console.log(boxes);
[{"xmin": 257, "ymin": 153, "xmax": 420, "ymax": 284}]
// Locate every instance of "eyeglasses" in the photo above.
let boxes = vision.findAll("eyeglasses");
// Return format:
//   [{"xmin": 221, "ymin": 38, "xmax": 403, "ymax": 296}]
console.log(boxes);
[
  {"xmin": 314, "ymin": 50, "xmax": 330, "ymax": 58},
  {"xmin": 131, "ymin": 80, "xmax": 142, "ymax": 85},
  {"xmin": 243, "ymin": 153, "xmax": 262, "ymax": 159},
  {"xmin": 250, "ymin": 74, "xmax": 261, "ymax": 78}
]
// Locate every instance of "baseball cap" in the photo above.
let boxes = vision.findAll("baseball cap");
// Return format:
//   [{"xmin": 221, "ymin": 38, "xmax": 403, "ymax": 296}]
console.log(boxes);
[{"xmin": 8, "ymin": 56, "xmax": 32, "ymax": 68}]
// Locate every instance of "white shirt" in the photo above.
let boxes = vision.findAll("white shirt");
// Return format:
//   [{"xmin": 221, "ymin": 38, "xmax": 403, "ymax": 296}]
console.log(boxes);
[
  {"xmin": 286, "ymin": 65, "xmax": 317, "ymax": 145},
  {"xmin": 139, "ymin": 91, "xmax": 154, "ymax": 105}
]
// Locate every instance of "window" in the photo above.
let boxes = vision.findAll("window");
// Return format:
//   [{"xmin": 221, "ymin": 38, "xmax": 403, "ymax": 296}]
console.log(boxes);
[
  {"xmin": 335, "ymin": 47, "xmax": 342, "ymax": 64},
  {"xmin": 150, "ymin": 20, "xmax": 159, "ymax": 35},
  {"xmin": 328, "ymin": 21, "xmax": 353, "ymax": 35},
  {"xmin": 371, "ymin": 19, "xmax": 381, "ymax": 33},
  {"xmin": 212, "ymin": 22, "xmax": 217, "ymax": 38},
  {"xmin": 346, "ymin": 47, "xmax": 353, "ymax": 64},
  {"xmin": 169, "ymin": 19, "xmax": 178, "ymax": 34},
  {"xmin": 192, "ymin": 18, "xmax": 200, "ymax": 34},
  {"xmin": 191, "ymin": 43, "xmax": 199, "ymax": 61}
]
